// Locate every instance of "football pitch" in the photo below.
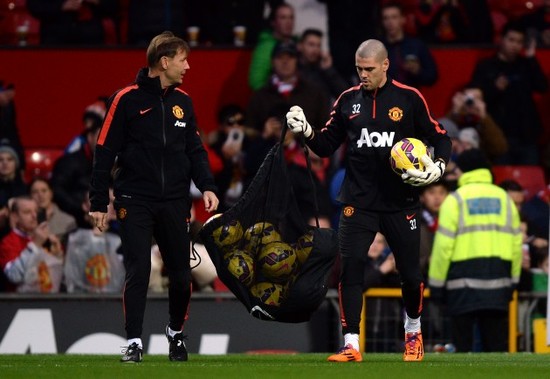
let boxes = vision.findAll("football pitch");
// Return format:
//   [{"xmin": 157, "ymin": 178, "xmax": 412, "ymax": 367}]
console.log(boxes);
[{"xmin": 1, "ymin": 353, "xmax": 549, "ymax": 379}]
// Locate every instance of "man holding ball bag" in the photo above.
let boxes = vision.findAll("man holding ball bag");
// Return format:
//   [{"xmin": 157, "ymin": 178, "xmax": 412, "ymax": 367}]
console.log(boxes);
[{"xmin": 286, "ymin": 39, "xmax": 451, "ymax": 362}]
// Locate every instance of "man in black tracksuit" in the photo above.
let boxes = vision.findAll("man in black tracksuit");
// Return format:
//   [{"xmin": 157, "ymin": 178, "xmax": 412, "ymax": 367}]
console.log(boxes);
[
  {"xmin": 89, "ymin": 32, "xmax": 219, "ymax": 363},
  {"xmin": 286, "ymin": 39, "xmax": 451, "ymax": 362}
]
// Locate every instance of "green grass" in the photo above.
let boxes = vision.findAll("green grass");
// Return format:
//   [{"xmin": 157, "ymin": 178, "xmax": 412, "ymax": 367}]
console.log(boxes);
[{"xmin": 0, "ymin": 353, "xmax": 549, "ymax": 379}]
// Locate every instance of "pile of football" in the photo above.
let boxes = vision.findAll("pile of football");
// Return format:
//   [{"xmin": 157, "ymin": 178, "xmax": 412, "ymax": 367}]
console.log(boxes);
[{"xmin": 206, "ymin": 216, "xmax": 314, "ymax": 307}]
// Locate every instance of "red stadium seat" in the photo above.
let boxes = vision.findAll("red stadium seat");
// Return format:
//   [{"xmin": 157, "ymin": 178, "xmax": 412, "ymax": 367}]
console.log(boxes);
[
  {"xmin": 492, "ymin": 165, "xmax": 547, "ymax": 200},
  {"xmin": 24, "ymin": 148, "xmax": 64, "ymax": 183}
]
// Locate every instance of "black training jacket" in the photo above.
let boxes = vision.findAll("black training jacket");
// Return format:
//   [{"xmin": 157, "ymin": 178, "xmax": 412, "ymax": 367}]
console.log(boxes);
[
  {"xmin": 90, "ymin": 68, "xmax": 217, "ymax": 212},
  {"xmin": 307, "ymin": 78, "xmax": 451, "ymax": 212}
]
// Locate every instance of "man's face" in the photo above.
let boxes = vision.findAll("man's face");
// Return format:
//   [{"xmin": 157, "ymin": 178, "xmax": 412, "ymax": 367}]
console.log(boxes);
[
  {"xmin": 356, "ymin": 55, "xmax": 389, "ymax": 91},
  {"xmin": 30, "ymin": 180, "xmax": 53, "ymax": 209},
  {"xmin": 272, "ymin": 6, "xmax": 295, "ymax": 39},
  {"xmin": 299, "ymin": 34, "xmax": 322, "ymax": 64},
  {"xmin": 14, "ymin": 198, "xmax": 38, "ymax": 233},
  {"xmin": 500, "ymin": 30, "xmax": 524, "ymax": 60},
  {"xmin": 272, "ymin": 53, "xmax": 298, "ymax": 81},
  {"xmin": 163, "ymin": 49, "xmax": 190, "ymax": 87},
  {"xmin": 0, "ymin": 151, "xmax": 17, "ymax": 178},
  {"xmin": 381, "ymin": 6, "xmax": 404, "ymax": 37},
  {"xmin": 420, "ymin": 184, "xmax": 449, "ymax": 214}
]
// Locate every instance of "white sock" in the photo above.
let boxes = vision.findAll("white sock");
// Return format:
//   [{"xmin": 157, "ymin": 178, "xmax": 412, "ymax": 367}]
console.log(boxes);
[
  {"xmin": 404, "ymin": 314, "xmax": 421, "ymax": 333},
  {"xmin": 343, "ymin": 333, "xmax": 360, "ymax": 351},
  {"xmin": 128, "ymin": 338, "xmax": 142, "ymax": 348},
  {"xmin": 168, "ymin": 327, "xmax": 182, "ymax": 338}
]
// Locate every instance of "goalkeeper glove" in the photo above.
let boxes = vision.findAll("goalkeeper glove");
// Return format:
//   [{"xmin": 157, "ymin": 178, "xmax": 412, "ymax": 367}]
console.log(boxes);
[
  {"xmin": 402, "ymin": 155, "xmax": 446, "ymax": 186},
  {"xmin": 286, "ymin": 105, "xmax": 313, "ymax": 138}
]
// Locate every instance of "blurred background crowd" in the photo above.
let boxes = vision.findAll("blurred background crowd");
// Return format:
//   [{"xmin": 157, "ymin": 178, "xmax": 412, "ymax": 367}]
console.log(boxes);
[{"xmin": 0, "ymin": 2, "xmax": 548, "ymax": 346}]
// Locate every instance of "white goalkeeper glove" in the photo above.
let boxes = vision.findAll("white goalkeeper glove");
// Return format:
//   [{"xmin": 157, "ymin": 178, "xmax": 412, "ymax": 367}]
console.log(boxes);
[
  {"xmin": 286, "ymin": 105, "xmax": 313, "ymax": 138},
  {"xmin": 402, "ymin": 155, "xmax": 446, "ymax": 187}
]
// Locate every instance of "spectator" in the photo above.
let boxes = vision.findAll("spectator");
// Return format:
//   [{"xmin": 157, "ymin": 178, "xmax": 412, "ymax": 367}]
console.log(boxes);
[
  {"xmin": 65, "ymin": 98, "xmax": 107, "ymax": 155},
  {"xmin": 297, "ymin": 28, "xmax": 350, "ymax": 106},
  {"xmin": 0, "ymin": 81, "xmax": 25, "ymax": 172},
  {"xmin": 247, "ymin": 40, "xmax": 329, "ymax": 135},
  {"xmin": 248, "ymin": 2, "xmax": 296, "ymax": 90},
  {"xmin": 519, "ymin": 0, "xmax": 550, "ymax": 48},
  {"xmin": 380, "ymin": 2, "xmax": 438, "ymax": 88},
  {"xmin": 429, "ymin": 148, "xmax": 522, "ymax": 352},
  {"xmin": 415, "ymin": 0, "xmax": 470, "ymax": 44},
  {"xmin": 27, "ymin": 0, "xmax": 118, "ymax": 45},
  {"xmin": 419, "ymin": 181, "xmax": 449, "ymax": 278},
  {"xmin": 208, "ymin": 104, "xmax": 254, "ymax": 212},
  {"xmin": 522, "ymin": 185, "xmax": 550, "ymax": 243},
  {"xmin": 287, "ymin": 146, "xmax": 333, "ymax": 228},
  {"xmin": 362, "ymin": 232, "xmax": 401, "ymax": 352},
  {"xmin": 0, "ymin": 140, "xmax": 28, "ymax": 238},
  {"xmin": 64, "ymin": 189, "xmax": 124, "ymax": 293},
  {"xmin": 443, "ymin": 86, "xmax": 508, "ymax": 162},
  {"xmin": 29, "ymin": 178, "xmax": 76, "ymax": 245},
  {"xmin": 243, "ymin": 103, "xmax": 295, "ymax": 189},
  {"xmin": 363, "ymin": 232, "xmax": 399, "ymax": 290},
  {"xmin": 50, "ymin": 113, "xmax": 101, "ymax": 228},
  {"xmin": 470, "ymin": 21, "xmax": 548, "ymax": 165},
  {"xmin": 0, "ymin": 196, "xmax": 64, "ymax": 293}
]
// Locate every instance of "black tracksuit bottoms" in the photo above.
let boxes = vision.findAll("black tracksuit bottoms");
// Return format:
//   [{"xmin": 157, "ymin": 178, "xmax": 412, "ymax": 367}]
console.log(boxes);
[
  {"xmin": 114, "ymin": 197, "xmax": 192, "ymax": 339},
  {"xmin": 337, "ymin": 206, "xmax": 425, "ymax": 335}
]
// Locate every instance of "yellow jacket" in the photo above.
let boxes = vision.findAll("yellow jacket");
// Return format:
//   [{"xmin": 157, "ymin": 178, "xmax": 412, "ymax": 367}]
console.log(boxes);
[{"xmin": 428, "ymin": 168, "xmax": 522, "ymax": 315}]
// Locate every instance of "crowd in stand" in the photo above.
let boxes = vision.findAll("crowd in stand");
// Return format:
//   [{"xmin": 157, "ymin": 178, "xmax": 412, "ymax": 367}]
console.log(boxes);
[{"xmin": 0, "ymin": 0, "xmax": 549, "ymax": 352}]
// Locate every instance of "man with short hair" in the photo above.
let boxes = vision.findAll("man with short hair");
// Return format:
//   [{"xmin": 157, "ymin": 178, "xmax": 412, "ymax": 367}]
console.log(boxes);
[
  {"xmin": 286, "ymin": 39, "xmax": 451, "ymax": 362},
  {"xmin": 297, "ymin": 28, "xmax": 349, "ymax": 105},
  {"xmin": 470, "ymin": 21, "xmax": 548, "ymax": 165}
]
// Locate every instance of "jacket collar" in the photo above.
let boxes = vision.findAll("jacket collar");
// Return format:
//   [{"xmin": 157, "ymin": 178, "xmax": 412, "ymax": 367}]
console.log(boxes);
[
  {"xmin": 458, "ymin": 168, "xmax": 493, "ymax": 187},
  {"xmin": 135, "ymin": 67, "xmax": 178, "ymax": 95}
]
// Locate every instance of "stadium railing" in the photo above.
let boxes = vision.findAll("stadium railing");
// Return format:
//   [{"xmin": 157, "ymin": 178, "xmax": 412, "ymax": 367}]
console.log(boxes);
[{"xmin": 359, "ymin": 288, "xmax": 528, "ymax": 353}]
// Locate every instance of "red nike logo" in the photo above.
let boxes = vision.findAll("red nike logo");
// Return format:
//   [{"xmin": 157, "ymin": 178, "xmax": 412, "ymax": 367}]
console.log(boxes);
[
  {"xmin": 140, "ymin": 107, "xmax": 153, "ymax": 115},
  {"xmin": 406, "ymin": 213, "xmax": 416, "ymax": 220},
  {"xmin": 349, "ymin": 113, "xmax": 360, "ymax": 120}
]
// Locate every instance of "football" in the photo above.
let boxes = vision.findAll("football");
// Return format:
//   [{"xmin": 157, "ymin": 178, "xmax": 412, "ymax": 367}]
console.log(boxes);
[
  {"xmin": 294, "ymin": 230, "xmax": 314, "ymax": 265},
  {"xmin": 212, "ymin": 219, "xmax": 244, "ymax": 251},
  {"xmin": 250, "ymin": 281, "xmax": 286, "ymax": 307},
  {"xmin": 224, "ymin": 250, "xmax": 255, "ymax": 287},
  {"xmin": 257, "ymin": 241, "xmax": 296, "ymax": 282},
  {"xmin": 242, "ymin": 222, "xmax": 282, "ymax": 257},
  {"xmin": 389, "ymin": 137, "xmax": 430, "ymax": 175}
]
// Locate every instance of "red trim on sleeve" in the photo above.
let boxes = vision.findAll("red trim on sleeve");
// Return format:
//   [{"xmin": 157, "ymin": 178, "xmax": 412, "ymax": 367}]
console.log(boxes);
[{"xmin": 97, "ymin": 85, "xmax": 138, "ymax": 146}]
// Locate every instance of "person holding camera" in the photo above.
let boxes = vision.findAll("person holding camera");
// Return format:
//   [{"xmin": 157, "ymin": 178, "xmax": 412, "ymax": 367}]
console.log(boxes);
[
  {"xmin": 0, "ymin": 196, "xmax": 64, "ymax": 293},
  {"xmin": 441, "ymin": 85, "xmax": 508, "ymax": 164}
]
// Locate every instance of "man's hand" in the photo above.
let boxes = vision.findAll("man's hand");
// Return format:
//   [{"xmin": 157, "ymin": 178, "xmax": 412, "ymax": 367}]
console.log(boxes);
[
  {"xmin": 286, "ymin": 106, "xmax": 313, "ymax": 138},
  {"xmin": 89, "ymin": 211, "xmax": 108, "ymax": 232},
  {"xmin": 203, "ymin": 191, "xmax": 219, "ymax": 213},
  {"xmin": 402, "ymin": 155, "xmax": 446, "ymax": 186}
]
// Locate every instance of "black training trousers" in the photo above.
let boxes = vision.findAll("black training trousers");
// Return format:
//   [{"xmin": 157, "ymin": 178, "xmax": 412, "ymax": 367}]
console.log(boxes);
[
  {"xmin": 115, "ymin": 197, "xmax": 192, "ymax": 339},
  {"xmin": 337, "ymin": 206, "xmax": 424, "ymax": 335}
]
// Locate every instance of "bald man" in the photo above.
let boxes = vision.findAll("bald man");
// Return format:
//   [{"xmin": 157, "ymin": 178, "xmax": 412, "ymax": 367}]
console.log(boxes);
[{"xmin": 286, "ymin": 39, "xmax": 451, "ymax": 362}]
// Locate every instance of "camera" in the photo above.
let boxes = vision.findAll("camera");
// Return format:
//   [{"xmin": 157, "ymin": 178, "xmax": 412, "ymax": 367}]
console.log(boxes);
[
  {"xmin": 464, "ymin": 95, "xmax": 475, "ymax": 106},
  {"xmin": 228, "ymin": 128, "xmax": 244, "ymax": 143}
]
